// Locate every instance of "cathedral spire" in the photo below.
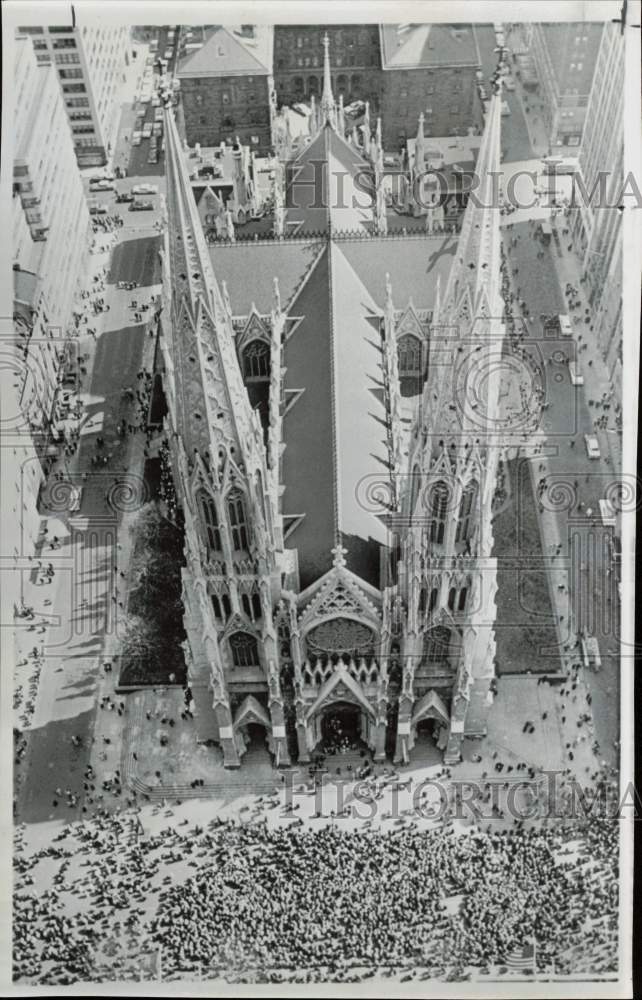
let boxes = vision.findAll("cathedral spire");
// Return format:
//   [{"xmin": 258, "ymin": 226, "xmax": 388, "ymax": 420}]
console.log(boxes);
[
  {"xmin": 320, "ymin": 33, "xmax": 336, "ymax": 128},
  {"xmin": 439, "ymin": 52, "xmax": 504, "ymax": 322},
  {"xmin": 162, "ymin": 104, "xmax": 264, "ymax": 469}
]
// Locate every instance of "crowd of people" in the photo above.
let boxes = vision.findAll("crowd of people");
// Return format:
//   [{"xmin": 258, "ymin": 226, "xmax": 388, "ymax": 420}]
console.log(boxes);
[{"xmin": 12, "ymin": 795, "xmax": 619, "ymax": 985}]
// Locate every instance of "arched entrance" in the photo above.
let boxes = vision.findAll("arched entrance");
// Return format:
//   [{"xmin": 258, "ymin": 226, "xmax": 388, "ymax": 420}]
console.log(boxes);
[{"xmin": 321, "ymin": 700, "xmax": 362, "ymax": 751}]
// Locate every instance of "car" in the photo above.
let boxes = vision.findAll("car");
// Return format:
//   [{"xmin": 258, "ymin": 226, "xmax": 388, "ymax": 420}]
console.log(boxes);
[
  {"xmin": 152, "ymin": 122, "xmax": 163, "ymax": 136},
  {"xmin": 89, "ymin": 179, "xmax": 115, "ymax": 191},
  {"xmin": 496, "ymin": 33, "xmax": 505, "ymax": 47},
  {"xmin": 599, "ymin": 498, "xmax": 617, "ymax": 528},
  {"xmin": 89, "ymin": 203, "xmax": 109, "ymax": 215},
  {"xmin": 148, "ymin": 151, "xmax": 158, "ymax": 165},
  {"xmin": 584, "ymin": 435, "xmax": 601, "ymax": 460},
  {"xmin": 151, "ymin": 96, "xmax": 160, "ymax": 107},
  {"xmin": 130, "ymin": 200, "xmax": 154, "ymax": 211},
  {"xmin": 132, "ymin": 183, "xmax": 158, "ymax": 195},
  {"xmin": 504, "ymin": 75, "xmax": 516, "ymax": 91},
  {"xmin": 581, "ymin": 634, "xmax": 602, "ymax": 671},
  {"xmin": 164, "ymin": 48, "xmax": 173, "ymax": 59},
  {"xmin": 142, "ymin": 124, "xmax": 153, "ymax": 138},
  {"xmin": 568, "ymin": 361, "xmax": 583, "ymax": 386},
  {"xmin": 116, "ymin": 192, "xmax": 135, "ymax": 203},
  {"xmin": 154, "ymin": 108, "xmax": 164, "ymax": 121},
  {"xmin": 132, "ymin": 129, "xmax": 143, "ymax": 140},
  {"xmin": 542, "ymin": 156, "xmax": 578, "ymax": 175},
  {"xmin": 478, "ymin": 85, "xmax": 487, "ymax": 101},
  {"xmin": 558, "ymin": 313, "xmax": 573, "ymax": 336},
  {"xmin": 501, "ymin": 100, "xmax": 511, "ymax": 116},
  {"xmin": 132, "ymin": 135, "xmax": 142, "ymax": 146}
]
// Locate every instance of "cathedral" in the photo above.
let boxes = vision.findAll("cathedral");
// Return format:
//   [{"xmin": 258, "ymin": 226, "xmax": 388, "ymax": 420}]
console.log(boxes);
[{"xmin": 159, "ymin": 39, "xmax": 507, "ymax": 768}]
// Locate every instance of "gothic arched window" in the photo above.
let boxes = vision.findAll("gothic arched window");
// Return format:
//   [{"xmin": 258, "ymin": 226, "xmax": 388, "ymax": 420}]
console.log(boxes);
[
  {"xmin": 410, "ymin": 464, "xmax": 421, "ymax": 516},
  {"xmin": 227, "ymin": 488, "xmax": 249, "ymax": 551},
  {"xmin": 229, "ymin": 631, "xmax": 259, "ymax": 667},
  {"xmin": 429, "ymin": 481, "xmax": 449, "ymax": 544},
  {"xmin": 456, "ymin": 480, "xmax": 478, "ymax": 543},
  {"xmin": 423, "ymin": 625, "xmax": 451, "ymax": 663},
  {"xmin": 199, "ymin": 492, "xmax": 221, "ymax": 552},
  {"xmin": 397, "ymin": 333, "xmax": 423, "ymax": 397},
  {"xmin": 242, "ymin": 339, "xmax": 270, "ymax": 380}
]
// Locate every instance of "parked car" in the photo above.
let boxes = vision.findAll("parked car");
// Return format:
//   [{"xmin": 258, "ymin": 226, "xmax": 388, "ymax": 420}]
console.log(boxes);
[
  {"xmin": 501, "ymin": 100, "xmax": 511, "ymax": 116},
  {"xmin": 132, "ymin": 183, "xmax": 158, "ymax": 195},
  {"xmin": 132, "ymin": 135, "xmax": 142, "ymax": 146},
  {"xmin": 154, "ymin": 108, "xmax": 164, "ymax": 122},
  {"xmin": 152, "ymin": 122, "xmax": 163, "ymax": 137},
  {"xmin": 148, "ymin": 151, "xmax": 158, "ymax": 165},
  {"xmin": 130, "ymin": 199, "xmax": 154, "ymax": 211},
  {"xmin": 478, "ymin": 85, "xmax": 487, "ymax": 101},
  {"xmin": 116, "ymin": 192, "xmax": 135, "ymax": 203},
  {"xmin": 142, "ymin": 124, "xmax": 153, "ymax": 138},
  {"xmin": 504, "ymin": 75, "xmax": 516, "ymax": 91},
  {"xmin": 164, "ymin": 48, "xmax": 173, "ymax": 59},
  {"xmin": 89, "ymin": 203, "xmax": 109, "ymax": 215},
  {"xmin": 90, "ymin": 179, "xmax": 114, "ymax": 191},
  {"xmin": 584, "ymin": 435, "xmax": 601, "ymax": 460}
]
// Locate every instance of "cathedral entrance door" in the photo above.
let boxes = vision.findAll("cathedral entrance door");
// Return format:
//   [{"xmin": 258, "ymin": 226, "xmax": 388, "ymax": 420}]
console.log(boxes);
[{"xmin": 320, "ymin": 701, "xmax": 362, "ymax": 753}]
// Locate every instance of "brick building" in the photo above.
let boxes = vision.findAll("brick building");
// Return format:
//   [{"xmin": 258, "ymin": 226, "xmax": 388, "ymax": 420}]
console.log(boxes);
[
  {"xmin": 177, "ymin": 26, "xmax": 274, "ymax": 153},
  {"xmin": 379, "ymin": 24, "xmax": 481, "ymax": 150},
  {"xmin": 273, "ymin": 24, "xmax": 381, "ymax": 109}
]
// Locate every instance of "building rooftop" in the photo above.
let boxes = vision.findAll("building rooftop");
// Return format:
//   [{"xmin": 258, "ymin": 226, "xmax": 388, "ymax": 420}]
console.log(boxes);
[
  {"xmin": 177, "ymin": 25, "xmax": 273, "ymax": 78},
  {"xmin": 379, "ymin": 23, "xmax": 480, "ymax": 69}
]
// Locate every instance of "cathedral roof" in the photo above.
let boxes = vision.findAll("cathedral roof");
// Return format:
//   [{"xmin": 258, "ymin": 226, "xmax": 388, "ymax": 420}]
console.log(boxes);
[
  {"xmin": 277, "ymin": 241, "xmax": 390, "ymax": 590},
  {"xmin": 209, "ymin": 232, "xmax": 456, "ymax": 315},
  {"xmin": 285, "ymin": 124, "xmax": 375, "ymax": 235}
]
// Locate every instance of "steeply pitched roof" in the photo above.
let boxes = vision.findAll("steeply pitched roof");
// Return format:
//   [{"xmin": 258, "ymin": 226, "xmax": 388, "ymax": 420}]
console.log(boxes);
[
  {"xmin": 178, "ymin": 26, "xmax": 271, "ymax": 78},
  {"xmin": 278, "ymin": 241, "xmax": 390, "ymax": 590},
  {"xmin": 286, "ymin": 124, "xmax": 375, "ymax": 235},
  {"xmin": 380, "ymin": 23, "xmax": 480, "ymax": 69}
]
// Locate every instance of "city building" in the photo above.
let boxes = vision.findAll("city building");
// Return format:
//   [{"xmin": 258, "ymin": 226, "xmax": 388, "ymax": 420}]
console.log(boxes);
[
  {"xmin": 571, "ymin": 21, "xmax": 624, "ymax": 403},
  {"xmin": 528, "ymin": 22, "xmax": 604, "ymax": 149},
  {"xmin": 16, "ymin": 22, "xmax": 130, "ymax": 166},
  {"xmin": 13, "ymin": 35, "xmax": 90, "ymax": 433},
  {"xmin": 159, "ymin": 44, "xmax": 507, "ymax": 768},
  {"xmin": 273, "ymin": 24, "xmax": 381, "ymax": 109},
  {"xmin": 378, "ymin": 24, "xmax": 481, "ymax": 149},
  {"xmin": 177, "ymin": 26, "xmax": 274, "ymax": 153}
]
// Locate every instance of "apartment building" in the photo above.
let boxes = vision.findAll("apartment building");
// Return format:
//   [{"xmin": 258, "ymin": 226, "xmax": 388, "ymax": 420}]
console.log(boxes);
[
  {"xmin": 17, "ymin": 22, "xmax": 130, "ymax": 166},
  {"xmin": 13, "ymin": 35, "xmax": 90, "ymax": 432},
  {"xmin": 529, "ymin": 22, "xmax": 604, "ymax": 148}
]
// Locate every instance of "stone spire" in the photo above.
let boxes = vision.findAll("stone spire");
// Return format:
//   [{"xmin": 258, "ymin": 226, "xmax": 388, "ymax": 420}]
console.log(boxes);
[
  {"xmin": 438, "ymin": 53, "xmax": 505, "ymax": 323},
  {"xmin": 162, "ymin": 104, "xmax": 264, "ymax": 474},
  {"xmin": 320, "ymin": 33, "xmax": 336, "ymax": 128}
]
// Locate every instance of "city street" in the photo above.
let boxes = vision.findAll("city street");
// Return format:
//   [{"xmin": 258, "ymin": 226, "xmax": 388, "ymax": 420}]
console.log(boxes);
[
  {"xmin": 501, "ymin": 216, "xmax": 620, "ymax": 765},
  {"xmin": 15, "ymin": 160, "xmax": 163, "ymax": 824}
]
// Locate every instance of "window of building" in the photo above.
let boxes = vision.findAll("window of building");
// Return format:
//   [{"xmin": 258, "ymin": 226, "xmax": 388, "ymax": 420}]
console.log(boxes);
[
  {"xmin": 422, "ymin": 625, "xmax": 451, "ymax": 663},
  {"xmin": 397, "ymin": 333, "xmax": 423, "ymax": 397},
  {"xmin": 52, "ymin": 37, "xmax": 77, "ymax": 49},
  {"xmin": 227, "ymin": 488, "xmax": 249, "ymax": 550},
  {"xmin": 59, "ymin": 68, "xmax": 83, "ymax": 79},
  {"xmin": 200, "ymin": 492, "xmax": 222, "ymax": 552},
  {"xmin": 429, "ymin": 481, "xmax": 449, "ymax": 544},
  {"xmin": 229, "ymin": 631, "xmax": 259, "ymax": 667},
  {"xmin": 48, "ymin": 25, "xmax": 73, "ymax": 33},
  {"xmin": 18, "ymin": 26, "xmax": 44, "ymax": 33},
  {"xmin": 62, "ymin": 83, "xmax": 86, "ymax": 93},
  {"xmin": 455, "ymin": 480, "xmax": 477, "ymax": 543},
  {"xmin": 243, "ymin": 339, "xmax": 270, "ymax": 379}
]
